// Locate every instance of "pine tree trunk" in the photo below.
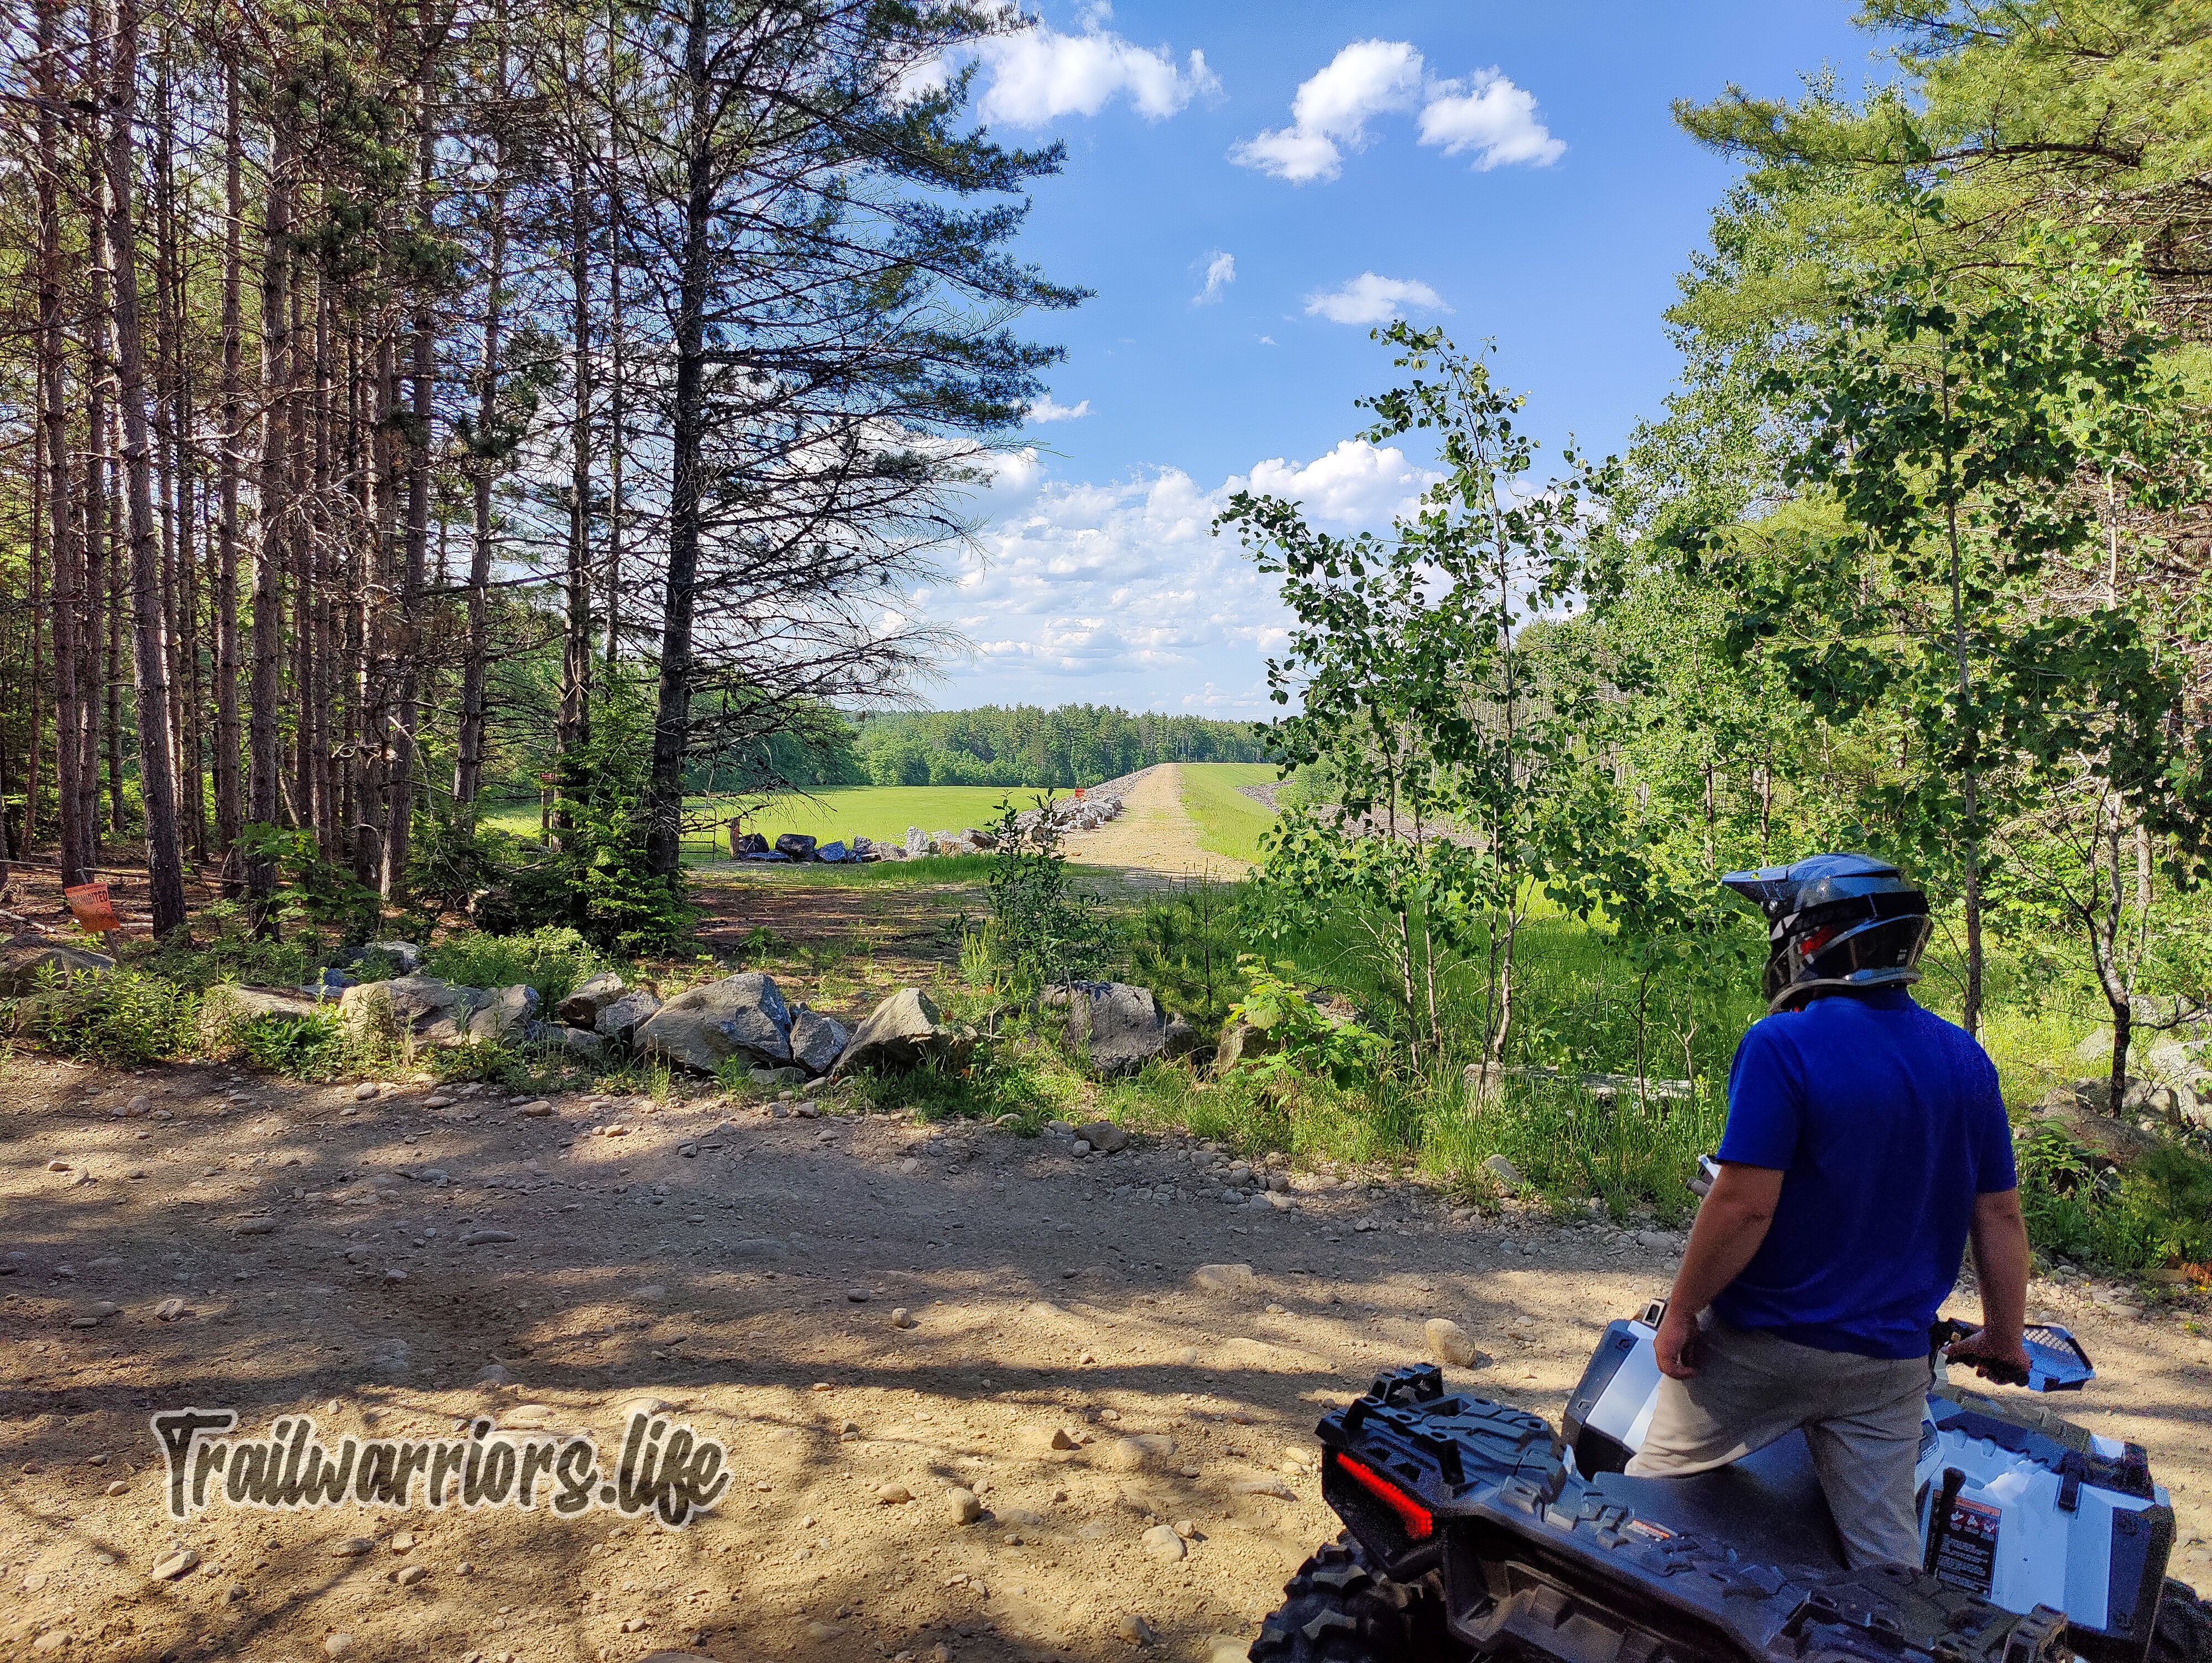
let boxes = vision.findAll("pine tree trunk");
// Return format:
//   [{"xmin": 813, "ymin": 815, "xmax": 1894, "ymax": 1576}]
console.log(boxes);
[
  {"xmin": 453, "ymin": 172, "xmax": 506, "ymax": 809},
  {"xmin": 80, "ymin": 0, "xmax": 113, "ymax": 864},
  {"xmin": 381, "ymin": 54, "xmax": 443, "ymax": 900},
  {"xmin": 648, "ymin": 0, "xmax": 713, "ymax": 879},
  {"xmin": 213, "ymin": 54, "xmax": 244, "ymax": 880},
  {"xmin": 36, "ymin": 0, "xmax": 88, "ymax": 886},
  {"xmin": 561, "ymin": 142, "xmax": 593, "ymax": 756},
  {"xmin": 604, "ymin": 3, "xmax": 624, "ymax": 685},
  {"xmin": 103, "ymin": 0, "xmax": 189, "ymax": 935},
  {"xmin": 248, "ymin": 83, "xmax": 292, "ymax": 916}
]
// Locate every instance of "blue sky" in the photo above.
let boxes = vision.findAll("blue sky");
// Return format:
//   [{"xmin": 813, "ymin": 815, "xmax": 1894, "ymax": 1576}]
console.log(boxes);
[{"xmin": 909, "ymin": 1, "xmax": 1886, "ymax": 715}]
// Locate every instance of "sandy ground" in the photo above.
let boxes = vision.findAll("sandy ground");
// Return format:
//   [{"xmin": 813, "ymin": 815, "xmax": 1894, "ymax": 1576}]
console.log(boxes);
[
  {"xmin": 6, "ymin": 1057, "xmax": 2211, "ymax": 1663},
  {"xmin": 1058, "ymin": 768, "xmax": 1251, "ymax": 886}
]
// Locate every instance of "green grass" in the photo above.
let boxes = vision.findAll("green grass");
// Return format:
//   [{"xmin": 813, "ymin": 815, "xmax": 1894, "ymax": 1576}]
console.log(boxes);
[
  {"xmin": 1176, "ymin": 762, "xmax": 1279, "ymax": 863},
  {"xmin": 701, "ymin": 852, "xmax": 1000, "ymax": 888},
  {"xmin": 483, "ymin": 786, "xmax": 1056, "ymax": 864}
]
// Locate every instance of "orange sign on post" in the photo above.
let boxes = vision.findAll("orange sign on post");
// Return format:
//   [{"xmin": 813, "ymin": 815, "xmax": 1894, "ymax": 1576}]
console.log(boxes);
[{"xmin": 64, "ymin": 882, "xmax": 122, "ymax": 934}]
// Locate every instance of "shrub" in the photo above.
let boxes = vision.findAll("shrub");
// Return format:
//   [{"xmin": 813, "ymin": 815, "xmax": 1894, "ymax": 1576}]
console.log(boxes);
[
  {"xmin": 232, "ymin": 1008, "xmax": 354, "ymax": 1078},
  {"xmin": 2016, "ymin": 1125, "xmax": 2212, "ymax": 1272},
  {"xmin": 8, "ymin": 967, "xmax": 196, "ymax": 1065},
  {"xmin": 234, "ymin": 822, "xmax": 380, "ymax": 935},
  {"xmin": 1125, "ymin": 877, "xmax": 1247, "ymax": 1030},
  {"xmin": 843, "ymin": 1034, "xmax": 1081, "ymax": 1125},
  {"xmin": 1222, "ymin": 959, "xmax": 1387, "ymax": 1086},
  {"xmin": 421, "ymin": 926, "xmax": 601, "ymax": 1007},
  {"xmin": 467, "ymin": 687, "xmax": 697, "ymax": 954},
  {"xmin": 980, "ymin": 795, "xmax": 1104, "ymax": 993},
  {"xmin": 132, "ymin": 922, "xmax": 319, "ymax": 993}
]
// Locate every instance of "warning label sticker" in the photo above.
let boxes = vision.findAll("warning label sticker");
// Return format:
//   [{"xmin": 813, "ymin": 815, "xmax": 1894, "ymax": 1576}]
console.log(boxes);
[
  {"xmin": 1623, "ymin": 1519, "xmax": 1674, "ymax": 1542},
  {"xmin": 1933, "ymin": 1494, "xmax": 2001, "ymax": 1595}
]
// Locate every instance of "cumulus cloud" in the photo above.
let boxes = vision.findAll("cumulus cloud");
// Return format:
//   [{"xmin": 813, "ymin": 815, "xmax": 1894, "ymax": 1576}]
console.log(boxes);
[
  {"xmin": 1193, "ymin": 250, "xmax": 1235, "ymax": 305},
  {"xmin": 1026, "ymin": 395, "xmax": 1091, "ymax": 422},
  {"xmin": 1238, "ymin": 438, "xmax": 1439, "ymax": 526},
  {"xmin": 919, "ymin": 438, "xmax": 1432, "ymax": 707},
  {"xmin": 1417, "ymin": 69, "xmax": 1566, "ymax": 169},
  {"xmin": 1231, "ymin": 39, "xmax": 1561, "ymax": 182},
  {"xmin": 1304, "ymin": 272, "xmax": 1449, "ymax": 325},
  {"xmin": 1229, "ymin": 39, "xmax": 1422, "ymax": 183},
  {"xmin": 972, "ymin": 20, "xmax": 1218, "ymax": 127}
]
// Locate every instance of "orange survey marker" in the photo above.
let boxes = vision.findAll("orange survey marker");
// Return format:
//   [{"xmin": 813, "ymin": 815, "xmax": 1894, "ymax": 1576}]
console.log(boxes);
[{"xmin": 64, "ymin": 881, "xmax": 122, "ymax": 933}]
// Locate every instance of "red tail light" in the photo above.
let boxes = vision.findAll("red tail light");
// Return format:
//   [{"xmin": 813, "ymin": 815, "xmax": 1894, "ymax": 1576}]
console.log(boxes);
[{"xmin": 1333, "ymin": 1452, "xmax": 1434, "ymax": 1540}]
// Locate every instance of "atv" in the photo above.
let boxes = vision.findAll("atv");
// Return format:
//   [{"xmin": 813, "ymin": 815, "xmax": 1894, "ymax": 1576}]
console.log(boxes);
[{"xmin": 1255, "ymin": 1305, "xmax": 2208, "ymax": 1663}]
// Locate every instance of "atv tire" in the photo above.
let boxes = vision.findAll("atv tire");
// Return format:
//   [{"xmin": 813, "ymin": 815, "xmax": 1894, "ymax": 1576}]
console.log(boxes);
[
  {"xmin": 2152, "ymin": 1580, "xmax": 2211, "ymax": 1663},
  {"xmin": 1250, "ymin": 1534, "xmax": 1460, "ymax": 1662}
]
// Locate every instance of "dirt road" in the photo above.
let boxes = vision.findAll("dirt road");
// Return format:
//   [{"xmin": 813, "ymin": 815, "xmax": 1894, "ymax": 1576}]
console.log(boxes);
[
  {"xmin": 6, "ymin": 1057, "xmax": 2209, "ymax": 1663},
  {"xmin": 1061, "ymin": 766, "xmax": 1251, "ymax": 886}
]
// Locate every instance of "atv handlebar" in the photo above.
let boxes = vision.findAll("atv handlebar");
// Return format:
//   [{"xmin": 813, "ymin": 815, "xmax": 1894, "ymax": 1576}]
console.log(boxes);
[{"xmin": 1930, "ymin": 1317, "xmax": 2094, "ymax": 1392}]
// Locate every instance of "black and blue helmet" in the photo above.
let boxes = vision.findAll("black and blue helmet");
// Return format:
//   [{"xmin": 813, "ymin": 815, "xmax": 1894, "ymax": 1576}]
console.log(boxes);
[{"xmin": 1721, "ymin": 852, "xmax": 1932, "ymax": 1012}]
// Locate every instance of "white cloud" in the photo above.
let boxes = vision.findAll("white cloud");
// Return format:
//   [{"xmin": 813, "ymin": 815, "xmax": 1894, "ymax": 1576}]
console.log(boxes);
[
  {"xmin": 1026, "ymin": 395, "xmax": 1091, "ymax": 422},
  {"xmin": 1232, "ymin": 40, "xmax": 1562, "ymax": 183},
  {"xmin": 973, "ymin": 21, "xmax": 1218, "ymax": 127},
  {"xmin": 1417, "ymin": 69, "xmax": 1565, "ymax": 169},
  {"xmin": 918, "ymin": 438, "xmax": 1430, "ymax": 708},
  {"xmin": 1237, "ymin": 438, "xmax": 1440, "ymax": 527},
  {"xmin": 1193, "ymin": 250, "xmax": 1235, "ymax": 305},
  {"xmin": 1304, "ymin": 272, "xmax": 1449, "ymax": 325},
  {"xmin": 1229, "ymin": 39, "xmax": 1422, "ymax": 183}
]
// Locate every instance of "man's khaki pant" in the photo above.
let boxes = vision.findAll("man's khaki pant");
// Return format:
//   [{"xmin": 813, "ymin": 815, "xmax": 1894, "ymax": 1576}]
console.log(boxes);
[{"xmin": 1623, "ymin": 1316, "xmax": 1931, "ymax": 1570}]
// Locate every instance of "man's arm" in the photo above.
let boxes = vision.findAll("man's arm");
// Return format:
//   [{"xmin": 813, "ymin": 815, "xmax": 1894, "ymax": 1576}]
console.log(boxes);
[
  {"xmin": 1947, "ymin": 1187, "xmax": 2032, "ymax": 1379},
  {"xmin": 1652, "ymin": 1162, "xmax": 1785, "ymax": 1379}
]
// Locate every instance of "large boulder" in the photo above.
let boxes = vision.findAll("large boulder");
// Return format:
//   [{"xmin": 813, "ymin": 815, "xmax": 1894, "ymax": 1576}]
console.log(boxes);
[
  {"xmin": 338, "ymin": 974, "xmax": 484, "ymax": 1045},
  {"xmin": 832, "ymin": 988, "xmax": 972, "ymax": 1078},
  {"xmin": 468, "ymin": 984, "xmax": 540, "ymax": 1042},
  {"xmin": 905, "ymin": 826, "xmax": 928, "ymax": 857},
  {"xmin": 635, "ymin": 972, "xmax": 791, "ymax": 1074},
  {"xmin": 357, "ymin": 939, "xmax": 423, "ymax": 974},
  {"xmin": 557, "ymin": 970, "xmax": 627, "ymax": 1026},
  {"xmin": 1045, "ymin": 981, "xmax": 1168, "ymax": 1078},
  {"xmin": 788, "ymin": 1007, "xmax": 851, "ymax": 1076},
  {"xmin": 1213, "ymin": 1019, "xmax": 1280, "ymax": 1073},
  {"xmin": 0, "ymin": 940, "xmax": 116, "ymax": 997},
  {"xmin": 816, "ymin": 840, "xmax": 849, "ymax": 864},
  {"xmin": 596, "ymin": 988, "xmax": 661, "ymax": 1045},
  {"xmin": 546, "ymin": 1024, "xmax": 605, "ymax": 1063},
  {"xmin": 774, "ymin": 833, "xmax": 817, "ymax": 861},
  {"xmin": 201, "ymin": 985, "xmax": 324, "ymax": 1044}
]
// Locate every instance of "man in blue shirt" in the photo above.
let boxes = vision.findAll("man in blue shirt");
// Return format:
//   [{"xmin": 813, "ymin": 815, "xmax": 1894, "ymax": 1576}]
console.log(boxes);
[{"xmin": 1624, "ymin": 854, "xmax": 2032, "ymax": 1570}]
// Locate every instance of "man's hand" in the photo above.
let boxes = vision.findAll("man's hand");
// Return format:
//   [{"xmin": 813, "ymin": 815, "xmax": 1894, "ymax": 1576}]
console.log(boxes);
[
  {"xmin": 1944, "ymin": 1325, "xmax": 2032, "ymax": 1384},
  {"xmin": 1655, "ymin": 1162, "xmax": 1785, "ymax": 1377},
  {"xmin": 1653, "ymin": 1304, "xmax": 1703, "ymax": 1379}
]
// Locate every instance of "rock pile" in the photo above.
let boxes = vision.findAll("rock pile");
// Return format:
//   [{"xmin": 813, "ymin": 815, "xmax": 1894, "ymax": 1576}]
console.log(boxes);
[
  {"xmin": 212, "ymin": 954, "xmax": 993, "ymax": 1088},
  {"xmin": 879, "ymin": 789, "xmax": 1129, "ymax": 861}
]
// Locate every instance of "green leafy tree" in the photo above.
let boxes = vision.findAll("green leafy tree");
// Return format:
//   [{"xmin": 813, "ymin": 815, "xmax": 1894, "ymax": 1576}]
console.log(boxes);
[
  {"xmin": 1750, "ymin": 226, "xmax": 2211, "ymax": 1050},
  {"xmin": 1218, "ymin": 325, "xmax": 1611, "ymax": 1075}
]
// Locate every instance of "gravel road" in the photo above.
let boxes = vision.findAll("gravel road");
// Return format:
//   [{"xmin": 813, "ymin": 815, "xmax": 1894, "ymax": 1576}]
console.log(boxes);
[{"xmin": 6, "ymin": 1055, "xmax": 2208, "ymax": 1662}]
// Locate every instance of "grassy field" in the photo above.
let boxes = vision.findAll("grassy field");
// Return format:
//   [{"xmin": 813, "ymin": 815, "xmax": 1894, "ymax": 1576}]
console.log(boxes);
[
  {"xmin": 1177, "ymin": 762, "xmax": 1279, "ymax": 862},
  {"xmin": 485, "ymin": 785, "xmax": 1056, "ymax": 860}
]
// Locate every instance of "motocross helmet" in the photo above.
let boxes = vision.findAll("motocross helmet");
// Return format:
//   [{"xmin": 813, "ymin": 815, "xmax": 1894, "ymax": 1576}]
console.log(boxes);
[{"xmin": 1721, "ymin": 852, "xmax": 1931, "ymax": 1013}]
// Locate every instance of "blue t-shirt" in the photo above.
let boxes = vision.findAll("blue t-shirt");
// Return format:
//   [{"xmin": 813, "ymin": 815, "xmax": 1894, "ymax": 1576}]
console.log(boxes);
[{"xmin": 1710, "ymin": 989, "xmax": 2017, "ymax": 1359}]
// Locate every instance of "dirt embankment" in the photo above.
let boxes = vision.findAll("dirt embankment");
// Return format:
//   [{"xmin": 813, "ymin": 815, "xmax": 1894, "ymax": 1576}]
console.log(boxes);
[{"xmin": 4, "ymin": 1057, "xmax": 2209, "ymax": 1663}]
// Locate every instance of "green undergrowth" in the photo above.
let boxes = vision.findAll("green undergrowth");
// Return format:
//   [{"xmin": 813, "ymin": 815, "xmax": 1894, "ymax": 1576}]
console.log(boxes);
[
  {"xmin": 700, "ymin": 851, "xmax": 999, "ymax": 883},
  {"xmin": 1097, "ymin": 1057, "xmax": 1722, "ymax": 1225},
  {"xmin": 420, "ymin": 925, "xmax": 603, "ymax": 1007}
]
